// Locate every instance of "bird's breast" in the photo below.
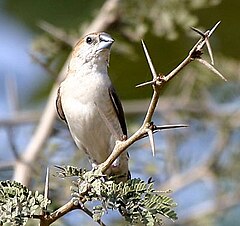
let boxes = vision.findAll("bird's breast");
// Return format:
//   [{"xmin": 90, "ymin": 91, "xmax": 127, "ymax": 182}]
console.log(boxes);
[{"xmin": 60, "ymin": 72, "xmax": 120, "ymax": 163}]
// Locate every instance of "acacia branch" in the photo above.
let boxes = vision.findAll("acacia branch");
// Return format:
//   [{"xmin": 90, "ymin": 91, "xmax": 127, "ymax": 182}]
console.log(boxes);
[
  {"xmin": 36, "ymin": 200, "xmax": 106, "ymax": 226},
  {"xmin": 99, "ymin": 21, "xmax": 225, "ymax": 174}
]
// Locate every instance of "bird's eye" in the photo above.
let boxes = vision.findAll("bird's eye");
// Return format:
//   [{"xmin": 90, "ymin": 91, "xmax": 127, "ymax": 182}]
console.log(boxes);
[{"xmin": 86, "ymin": 36, "xmax": 93, "ymax": 44}]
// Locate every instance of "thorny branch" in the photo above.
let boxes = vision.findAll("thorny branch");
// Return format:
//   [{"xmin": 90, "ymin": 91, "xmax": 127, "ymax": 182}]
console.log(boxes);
[{"xmin": 99, "ymin": 21, "xmax": 226, "ymax": 174}]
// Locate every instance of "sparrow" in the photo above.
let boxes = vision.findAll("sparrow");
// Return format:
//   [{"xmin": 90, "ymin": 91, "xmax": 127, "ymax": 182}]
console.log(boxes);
[{"xmin": 56, "ymin": 32, "xmax": 129, "ymax": 181}]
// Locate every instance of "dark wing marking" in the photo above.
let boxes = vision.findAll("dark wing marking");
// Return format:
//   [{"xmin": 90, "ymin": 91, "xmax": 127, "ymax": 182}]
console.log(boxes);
[
  {"xmin": 108, "ymin": 86, "xmax": 127, "ymax": 136},
  {"xmin": 56, "ymin": 87, "xmax": 67, "ymax": 123}
]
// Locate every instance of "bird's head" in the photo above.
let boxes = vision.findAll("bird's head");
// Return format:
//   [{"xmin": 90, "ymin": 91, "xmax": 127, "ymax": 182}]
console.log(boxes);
[{"xmin": 69, "ymin": 32, "xmax": 114, "ymax": 71}]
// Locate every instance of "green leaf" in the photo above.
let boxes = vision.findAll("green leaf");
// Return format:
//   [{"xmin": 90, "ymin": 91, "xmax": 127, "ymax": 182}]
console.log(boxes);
[
  {"xmin": 0, "ymin": 180, "xmax": 50, "ymax": 226},
  {"xmin": 69, "ymin": 167, "xmax": 177, "ymax": 225}
]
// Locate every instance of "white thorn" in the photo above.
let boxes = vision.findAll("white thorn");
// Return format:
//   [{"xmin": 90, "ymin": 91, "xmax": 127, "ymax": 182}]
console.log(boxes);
[
  {"xmin": 147, "ymin": 129, "xmax": 156, "ymax": 157},
  {"xmin": 196, "ymin": 58, "xmax": 227, "ymax": 81},
  {"xmin": 44, "ymin": 167, "xmax": 50, "ymax": 201},
  {"xmin": 141, "ymin": 40, "xmax": 158, "ymax": 79}
]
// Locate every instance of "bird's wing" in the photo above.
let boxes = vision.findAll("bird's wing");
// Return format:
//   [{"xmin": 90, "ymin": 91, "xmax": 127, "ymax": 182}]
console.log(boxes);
[
  {"xmin": 108, "ymin": 86, "xmax": 127, "ymax": 136},
  {"xmin": 56, "ymin": 86, "xmax": 67, "ymax": 123}
]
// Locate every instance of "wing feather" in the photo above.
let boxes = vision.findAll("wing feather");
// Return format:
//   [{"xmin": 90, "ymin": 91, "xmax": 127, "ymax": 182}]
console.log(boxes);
[
  {"xmin": 56, "ymin": 87, "xmax": 67, "ymax": 123},
  {"xmin": 108, "ymin": 86, "xmax": 127, "ymax": 136}
]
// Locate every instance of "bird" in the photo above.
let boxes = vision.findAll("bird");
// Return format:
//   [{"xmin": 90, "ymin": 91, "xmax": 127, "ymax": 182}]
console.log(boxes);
[{"xmin": 56, "ymin": 32, "xmax": 129, "ymax": 182}]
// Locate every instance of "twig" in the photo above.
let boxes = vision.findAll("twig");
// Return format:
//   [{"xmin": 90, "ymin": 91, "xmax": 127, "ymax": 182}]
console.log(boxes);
[
  {"xmin": 37, "ymin": 200, "xmax": 106, "ymax": 226},
  {"xmin": 38, "ymin": 201, "xmax": 77, "ymax": 226},
  {"xmin": 99, "ymin": 21, "xmax": 225, "ymax": 174}
]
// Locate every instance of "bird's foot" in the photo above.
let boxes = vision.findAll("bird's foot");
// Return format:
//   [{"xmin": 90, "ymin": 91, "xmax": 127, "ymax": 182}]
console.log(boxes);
[{"xmin": 120, "ymin": 134, "xmax": 127, "ymax": 141}]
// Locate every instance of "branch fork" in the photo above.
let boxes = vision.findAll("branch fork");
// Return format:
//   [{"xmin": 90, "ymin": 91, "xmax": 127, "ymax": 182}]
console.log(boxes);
[{"xmin": 99, "ymin": 21, "xmax": 226, "ymax": 174}]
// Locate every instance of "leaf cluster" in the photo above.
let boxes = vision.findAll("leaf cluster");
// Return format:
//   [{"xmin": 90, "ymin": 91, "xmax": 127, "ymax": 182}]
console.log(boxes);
[
  {"xmin": 0, "ymin": 180, "xmax": 50, "ymax": 226},
  {"xmin": 59, "ymin": 166, "xmax": 177, "ymax": 225}
]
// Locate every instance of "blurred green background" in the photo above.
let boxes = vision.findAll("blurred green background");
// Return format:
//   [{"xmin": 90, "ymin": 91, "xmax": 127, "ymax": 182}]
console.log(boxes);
[{"xmin": 0, "ymin": 0, "xmax": 240, "ymax": 225}]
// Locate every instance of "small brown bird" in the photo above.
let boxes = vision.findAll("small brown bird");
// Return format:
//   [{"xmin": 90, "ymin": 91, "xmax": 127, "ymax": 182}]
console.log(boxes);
[{"xmin": 56, "ymin": 32, "xmax": 129, "ymax": 181}]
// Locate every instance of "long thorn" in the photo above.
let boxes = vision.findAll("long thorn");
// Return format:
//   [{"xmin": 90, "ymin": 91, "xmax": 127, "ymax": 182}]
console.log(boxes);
[
  {"xmin": 205, "ymin": 36, "xmax": 214, "ymax": 65},
  {"xmin": 196, "ymin": 58, "xmax": 227, "ymax": 81},
  {"xmin": 191, "ymin": 26, "xmax": 205, "ymax": 37},
  {"xmin": 154, "ymin": 124, "xmax": 188, "ymax": 131},
  {"xmin": 205, "ymin": 21, "xmax": 221, "ymax": 65},
  {"xmin": 137, "ymin": 124, "xmax": 188, "ymax": 141},
  {"xmin": 141, "ymin": 40, "xmax": 158, "ymax": 79},
  {"xmin": 44, "ymin": 167, "xmax": 50, "ymax": 203},
  {"xmin": 136, "ymin": 79, "xmax": 156, "ymax": 88},
  {"xmin": 147, "ymin": 129, "xmax": 156, "ymax": 156},
  {"xmin": 209, "ymin": 21, "xmax": 221, "ymax": 37}
]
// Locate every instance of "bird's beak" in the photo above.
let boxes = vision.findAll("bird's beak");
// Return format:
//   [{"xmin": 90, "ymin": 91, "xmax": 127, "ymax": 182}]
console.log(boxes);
[{"xmin": 97, "ymin": 33, "xmax": 114, "ymax": 51}]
